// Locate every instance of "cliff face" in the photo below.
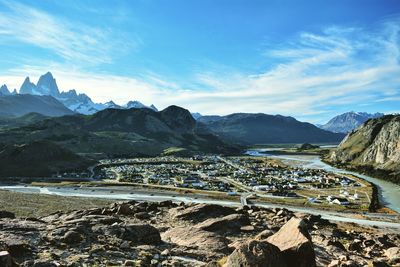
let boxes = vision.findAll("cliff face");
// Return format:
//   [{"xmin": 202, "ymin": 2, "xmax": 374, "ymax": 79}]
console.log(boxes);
[{"xmin": 328, "ymin": 115, "xmax": 400, "ymax": 183}]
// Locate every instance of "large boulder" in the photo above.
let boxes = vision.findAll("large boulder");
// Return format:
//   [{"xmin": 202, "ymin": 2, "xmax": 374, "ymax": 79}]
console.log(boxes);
[
  {"xmin": 385, "ymin": 247, "xmax": 400, "ymax": 264},
  {"xmin": 196, "ymin": 214, "xmax": 250, "ymax": 233},
  {"xmin": 162, "ymin": 226, "xmax": 229, "ymax": 254},
  {"xmin": 171, "ymin": 204, "xmax": 236, "ymax": 222},
  {"xmin": 267, "ymin": 217, "xmax": 316, "ymax": 267},
  {"xmin": 122, "ymin": 224, "xmax": 161, "ymax": 245},
  {"xmin": 224, "ymin": 240, "xmax": 286, "ymax": 267}
]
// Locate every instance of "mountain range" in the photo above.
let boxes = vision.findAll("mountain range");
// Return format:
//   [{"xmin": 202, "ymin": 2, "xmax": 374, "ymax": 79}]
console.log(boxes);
[
  {"xmin": 10, "ymin": 72, "xmax": 157, "ymax": 114},
  {"xmin": 327, "ymin": 115, "xmax": 400, "ymax": 184},
  {"xmin": 320, "ymin": 111, "xmax": 384, "ymax": 133},
  {"xmin": 3, "ymin": 72, "xmax": 391, "ymax": 153},
  {"xmin": 0, "ymin": 84, "xmax": 17, "ymax": 96},
  {"xmin": 0, "ymin": 106, "xmax": 239, "ymax": 158},
  {"xmin": 198, "ymin": 113, "xmax": 344, "ymax": 145}
]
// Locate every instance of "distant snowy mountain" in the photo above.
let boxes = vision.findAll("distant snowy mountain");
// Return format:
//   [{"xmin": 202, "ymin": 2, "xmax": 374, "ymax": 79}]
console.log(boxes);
[
  {"xmin": 36, "ymin": 71, "xmax": 60, "ymax": 97},
  {"xmin": 103, "ymin": 101, "xmax": 123, "ymax": 109},
  {"xmin": 320, "ymin": 111, "xmax": 385, "ymax": 133},
  {"xmin": 126, "ymin": 101, "xmax": 157, "ymax": 111},
  {"xmin": 19, "ymin": 77, "xmax": 39, "ymax": 95},
  {"xmin": 14, "ymin": 72, "xmax": 157, "ymax": 115},
  {"xmin": 0, "ymin": 85, "xmax": 11, "ymax": 96},
  {"xmin": 191, "ymin": 112, "xmax": 202, "ymax": 120}
]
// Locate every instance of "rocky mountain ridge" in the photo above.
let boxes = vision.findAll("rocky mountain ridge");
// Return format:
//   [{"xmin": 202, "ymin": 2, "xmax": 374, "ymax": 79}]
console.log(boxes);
[
  {"xmin": 0, "ymin": 84, "xmax": 16, "ymax": 96},
  {"xmin": 0, "ymin": 105, "xmax": 239, "ymax": 159},
  {"xmin": 0, "ymin": 201, "xmax": 398, "ymax": 266},
  {"xmin": 198, "ymin": 113, "xmax": 345, "ymax": 145},
  {"xmin": 327, "ymin": 115, "xmax": 400, "ymax": 184},
  {"xmin": 4, "ymin": 72, "xmax": 157, "ymax": 115},
  {"xmin": 321, "ymin": 112, "xmax": 384, "ymax": 133}
]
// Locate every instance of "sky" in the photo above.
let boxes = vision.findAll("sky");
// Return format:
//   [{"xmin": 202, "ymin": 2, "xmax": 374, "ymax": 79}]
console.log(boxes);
[{"xmin": 0, "ymin": 0, "xmax": 399, "ymax": 123}]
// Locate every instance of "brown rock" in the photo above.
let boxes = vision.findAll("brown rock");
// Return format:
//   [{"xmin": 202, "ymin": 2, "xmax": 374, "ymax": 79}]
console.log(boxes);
[
  {"xmin": 116, "ymin": 203, "xmax": 134, "ymax": 215},
  {"xmin": 240, "ymin": 225, "xmax": 255, "ymax": 232},
  {"xmin": 62, "ymin": 230, "xmax": 83, "ymax": 244},
  {"xmin": 326, "ymin": 240, "xmax": 346, "ymax": 251},
  {"xmin": 348, "ymin": 240, "xmax": 362, "ymax": 252},
  {"xmin": 255, "ymin": 229, "xmax": 274, "ymax": 240},
  {"xmin": 134, "ymin": 212, "xmax": 151, "ymax": 220},
  {"xmin": 196, "ymin": 214, "xmax": 250, "ymax": 233},
  {"xmin": 162, "ymin": 226, "xmax": 229, "ymax": 254},
  {"xmin": 122, "ymin": 224, "xmax": 161, "ymax": 245},
  {"xmin": 385, "ymin": 247, "xmax": 400, "ymax": 263},
  {"xmin": 223, "ymin": 240, "xmax": 286, "ymax": 267},
  {"xmin": 267, "ymin": 217, "xmax": 316, "ymax": 267},
  {"xmin": 171, "ymin": 204, "xmax": 235, "ymax": 222},
  {"xmin": 327, "ymin": 259, "xmax": 340, "ymax": 267}
]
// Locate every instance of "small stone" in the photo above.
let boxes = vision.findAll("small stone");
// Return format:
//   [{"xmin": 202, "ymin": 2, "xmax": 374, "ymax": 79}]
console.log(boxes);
[
  {"xmin": 123, "ymin": 260, "xmax": 135, "ymax": 266},
  {"xmin": 160, "ymin": 249, "xmax": 169, "ymax": 256},
  {"xmin": 328, "ymin": 260, "xmax": 340, "ymax": 267},
  {"xmin": 120, "ymin": 241, "xmax": 130, "ymax": 249},
  {"xmin": 62, "ymin": 231, "xmax": 83, "ymax": 244},
  {"xmin": 240, "ymin": 225, "xmax": 255, "ymax": 232},
  {"xmin": 339, "ymin": 255, "xmax": 348, "ymax": 261}
]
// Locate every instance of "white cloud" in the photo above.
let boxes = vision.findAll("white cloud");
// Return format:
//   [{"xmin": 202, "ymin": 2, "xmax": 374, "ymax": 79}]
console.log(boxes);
[{"xmin": 0, "ymin": 12, "xmax": 399, "ymax": 123}]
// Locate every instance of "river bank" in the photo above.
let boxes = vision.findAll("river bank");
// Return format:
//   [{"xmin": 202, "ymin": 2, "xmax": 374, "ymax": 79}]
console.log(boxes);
[
  {"xmin": 246, "ymin": 148, "xmax": 400, "ymax": 214},
  {"xmin": 0, "ymin": 184, "xmax": 399, "ymax": 229}
]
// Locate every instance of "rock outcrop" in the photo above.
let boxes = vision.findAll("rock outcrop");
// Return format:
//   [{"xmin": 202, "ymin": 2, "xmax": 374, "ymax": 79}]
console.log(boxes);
[
  {"xmin": 327, "ymin": 115, "xmax": 400, "ymax": 184},
  {"xmin": 267, "ymin": 217, "xmax": 316, "ymax": 267},
  {"xmin": 196, "ymin": 214, "xmax": 251, "ymax": 233},
  {"xmin": 224, "ymin": 240, "xmax": 286, "ymax": 267},
  {"xmin": 170, "ymin": 203, "xmax": 236, "ymax": 222},
  {"xmin": 0, "ymin": 202, "xmax": 398, "ymax": 266}
]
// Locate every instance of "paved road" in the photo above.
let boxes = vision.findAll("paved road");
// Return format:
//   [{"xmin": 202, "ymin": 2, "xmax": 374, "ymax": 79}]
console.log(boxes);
[
  {"xmin": 1, "ymin": 185, "xmax": 399, "ymax": 229},
  {"xmin": 240, "ymin": 193, "xmax": 253, "ymax": 206}
]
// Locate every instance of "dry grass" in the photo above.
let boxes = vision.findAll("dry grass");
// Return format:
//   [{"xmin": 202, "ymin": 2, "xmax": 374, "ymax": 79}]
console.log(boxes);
[{"xmin": 0, "ymin": 189, "xmax": 113, "ymax": 218}]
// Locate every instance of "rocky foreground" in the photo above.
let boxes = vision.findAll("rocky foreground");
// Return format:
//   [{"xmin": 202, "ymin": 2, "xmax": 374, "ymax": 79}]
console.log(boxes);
[{"xmin": 0, "ymin": 201, "xmax": 399, "ymax": 267}]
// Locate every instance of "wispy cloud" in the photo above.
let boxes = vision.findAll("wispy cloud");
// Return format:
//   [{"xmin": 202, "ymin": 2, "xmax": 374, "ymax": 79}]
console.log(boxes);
[
  {"xmin": 0, "ymin": 0, "xmax": 132, "ymax": 64},
  {"xmin": 179, "ymin": 18, "xmax": 400, "ymax": 121},
  {"xmin": 0, "ymin": 11, "xmax": 399, "ymax": 123}
]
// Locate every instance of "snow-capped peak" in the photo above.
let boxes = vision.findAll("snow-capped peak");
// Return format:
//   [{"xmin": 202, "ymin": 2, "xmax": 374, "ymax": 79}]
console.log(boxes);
[{"xmin": 0, "ymin": 84, "xmax": 11, "ymax": 96}]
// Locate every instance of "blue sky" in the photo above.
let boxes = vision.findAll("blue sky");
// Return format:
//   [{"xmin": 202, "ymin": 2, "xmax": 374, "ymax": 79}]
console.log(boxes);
[{"xmin": 0, "ymin": 0, "xmax": 399, "ymax": 123}]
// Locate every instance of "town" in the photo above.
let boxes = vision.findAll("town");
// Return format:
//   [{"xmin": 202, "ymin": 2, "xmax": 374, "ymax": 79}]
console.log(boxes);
[{"xmin": 83, "ymin": 155, "xmax": 373, "ymax": 211}]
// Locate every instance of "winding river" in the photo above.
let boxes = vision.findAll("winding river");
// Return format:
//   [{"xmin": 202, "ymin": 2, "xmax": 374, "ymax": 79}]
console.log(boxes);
[{"xmin": 246, "ymin": 149, "xmax": 400, "ymax": 213}]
